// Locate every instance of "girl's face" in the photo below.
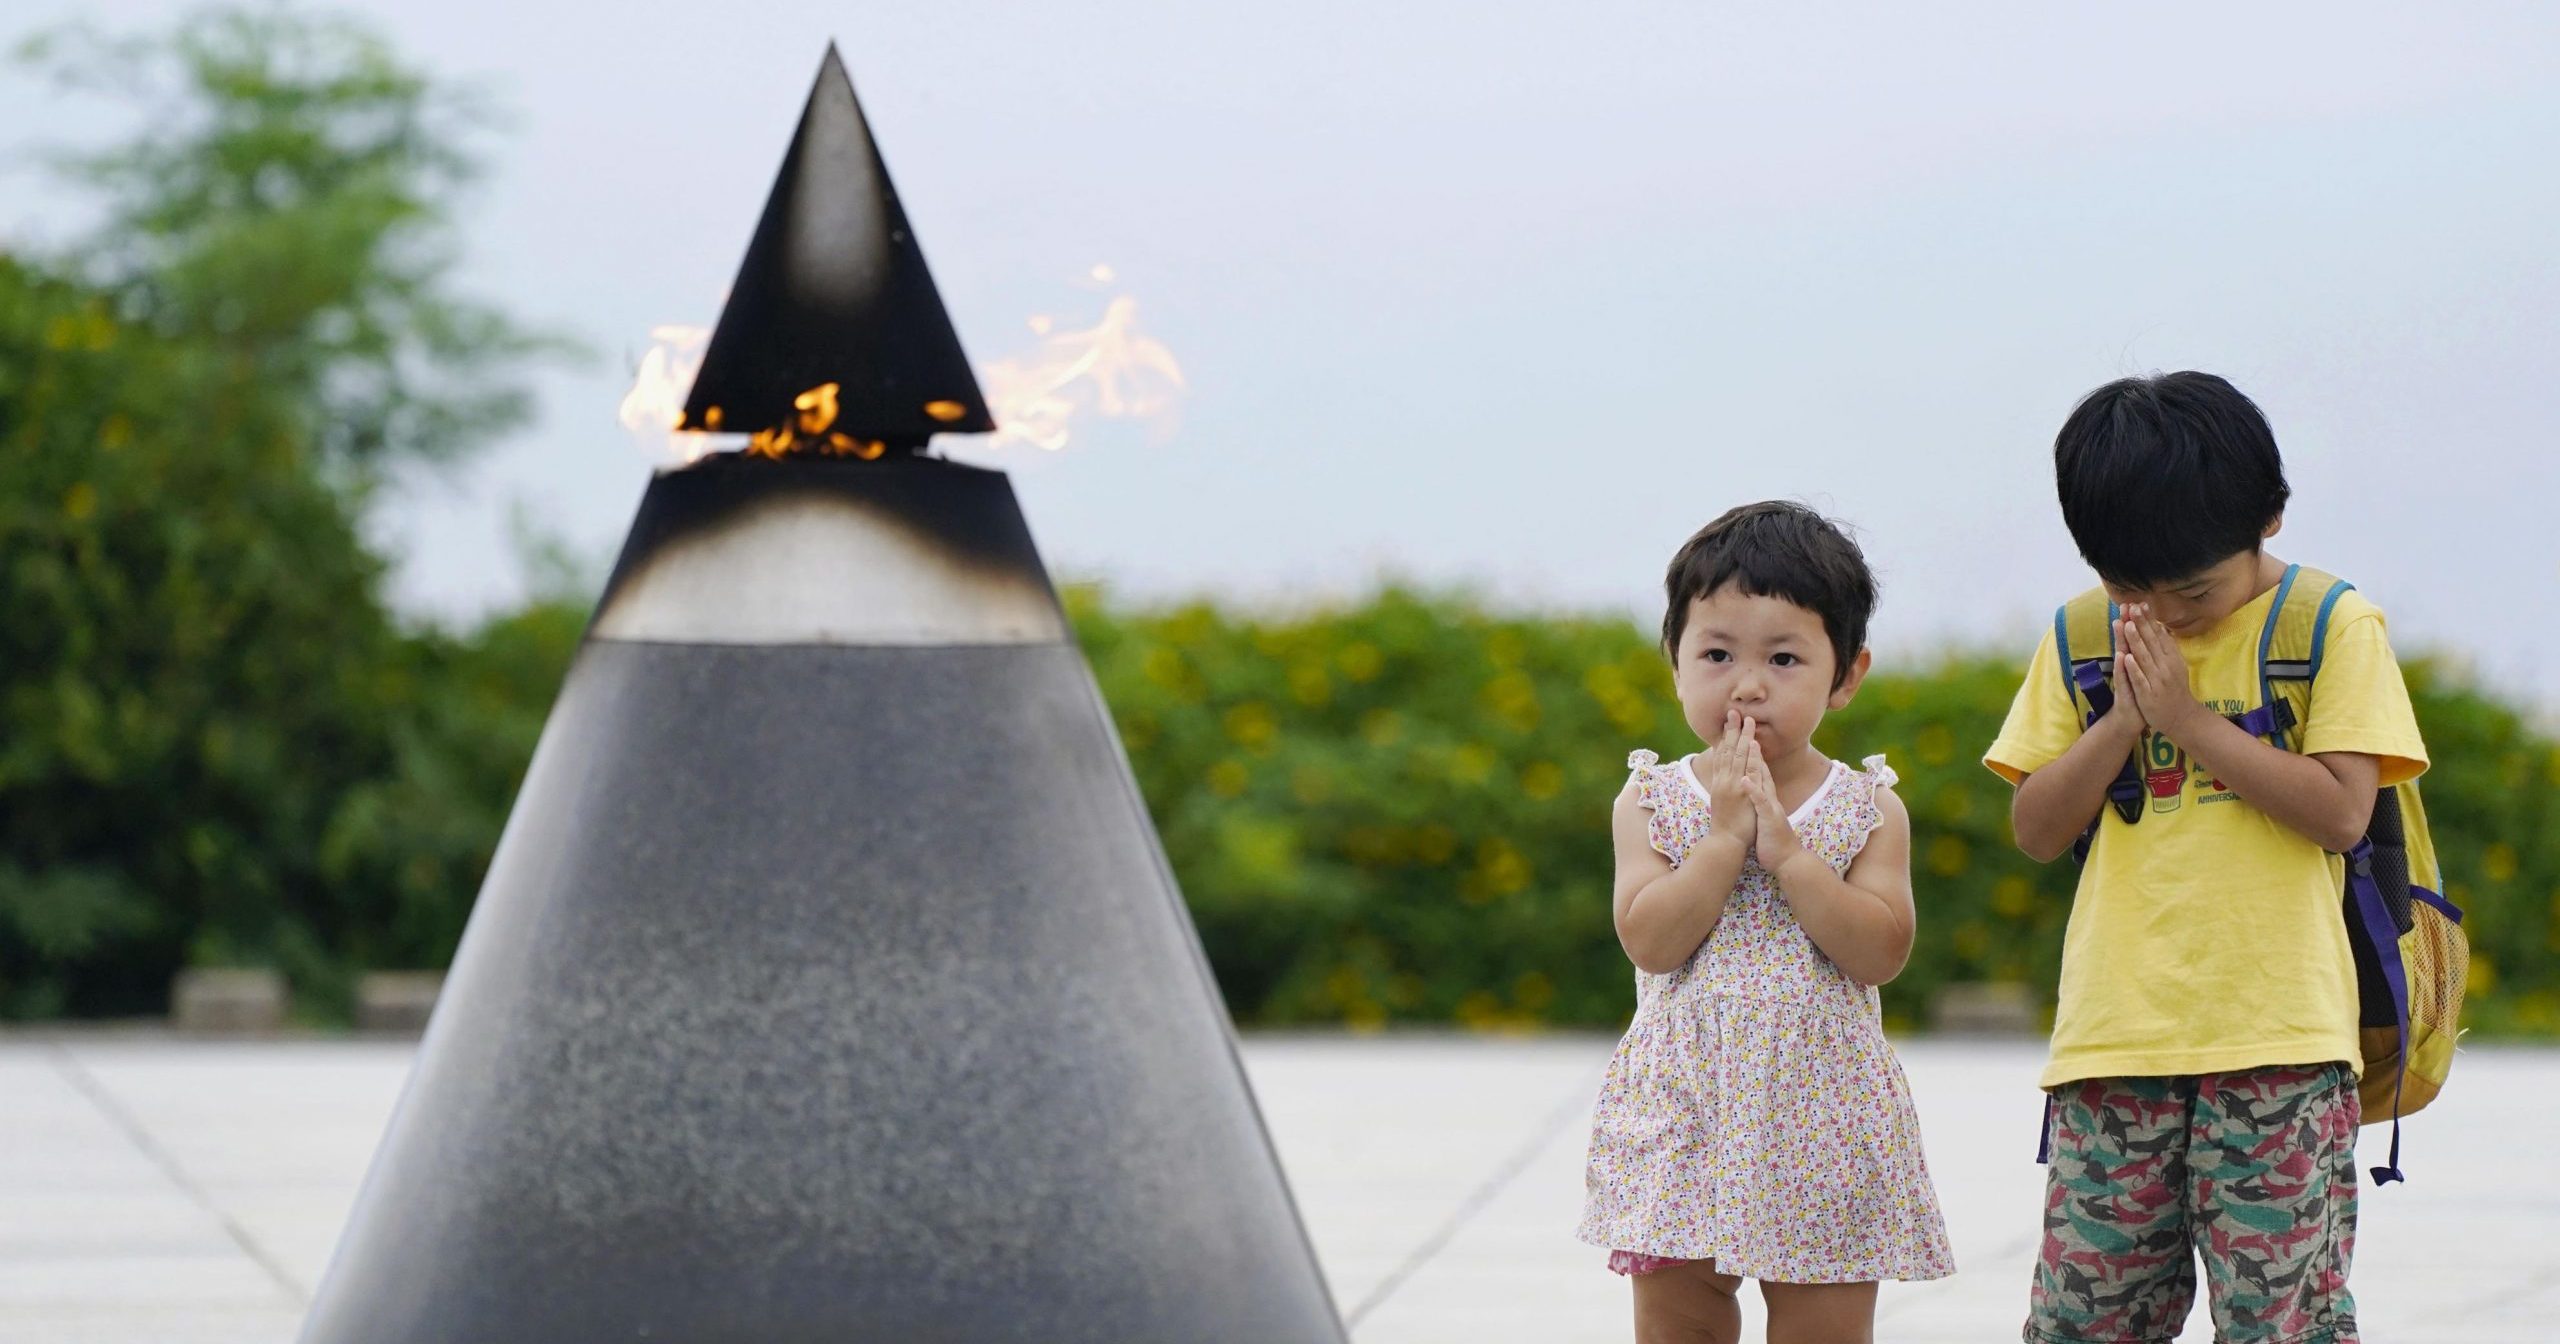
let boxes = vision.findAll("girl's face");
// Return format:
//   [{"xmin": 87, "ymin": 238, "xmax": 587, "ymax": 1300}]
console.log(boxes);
[{"xmin": 1670, "ymin": 585, "xmax": 1870, "ymax": 762}]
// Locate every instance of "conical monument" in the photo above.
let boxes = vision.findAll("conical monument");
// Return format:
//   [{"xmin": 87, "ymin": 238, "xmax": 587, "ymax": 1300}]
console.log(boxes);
[
  {"xmin": 295, "ymin": 46, "xmax": 1346, "ymax": 1344},
  {"xmin": 680, "ymin": 44, "xmax": 994, "ymax": 446}
]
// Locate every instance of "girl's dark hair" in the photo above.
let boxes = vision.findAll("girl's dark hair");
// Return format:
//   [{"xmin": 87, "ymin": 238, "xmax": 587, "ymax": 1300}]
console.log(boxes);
[
  {"xmin": 1661, "ymin": 501, "xmax": 1876, "ymax": 688},
  {"xmin": 2053, "ymin": 371, "xmax": 2291, "ymax": 587}
]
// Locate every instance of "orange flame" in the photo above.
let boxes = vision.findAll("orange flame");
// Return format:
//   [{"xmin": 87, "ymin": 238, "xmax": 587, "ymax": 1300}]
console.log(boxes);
[
  {"xmin": 744, "ymin": 382, "xmax": 885, "ymax": 460},
  {"xmin": 620, "ymin": 265, "xmax": 1183, "ymax": 461},
  {"xmin": 618, "ymin": 324, "xmax": 716, "ymax": 462},
  {"xmin": 977, "ymin": 282, "xmax": 1186, "ymax": 452}
]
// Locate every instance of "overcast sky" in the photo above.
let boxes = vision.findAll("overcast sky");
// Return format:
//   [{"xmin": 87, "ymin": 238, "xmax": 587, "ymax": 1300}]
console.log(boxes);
[{"xmin": 8, "ymin": 2, "xmax": 2558, "ymax": 708}]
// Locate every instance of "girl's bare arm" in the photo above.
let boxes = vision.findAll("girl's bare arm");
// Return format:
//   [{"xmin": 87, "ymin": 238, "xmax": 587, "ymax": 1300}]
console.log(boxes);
[
  {"xmin": 1762, "ymin": 786, "xmax": 1917, "ymax": 986},
  {"xmin": 1610, "ymin": 782, "xmax": 1748, "ymax": 975}
]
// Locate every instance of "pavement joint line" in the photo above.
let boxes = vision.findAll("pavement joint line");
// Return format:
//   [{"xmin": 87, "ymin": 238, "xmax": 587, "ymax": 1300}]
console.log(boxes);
[
  {"xmin": 1342, "ymin": 1064, "xmax": 1602, "ymax": 1331},
  {"xmin": 45, "ymin": 1039, "xmax": 313, "ymax": 1306}
]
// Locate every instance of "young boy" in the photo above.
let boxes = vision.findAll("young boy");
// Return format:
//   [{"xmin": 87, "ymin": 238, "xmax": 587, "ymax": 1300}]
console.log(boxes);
[{"xmin": 1986, "ymin": 372, "xmax": 2428, "ymax": 1344}]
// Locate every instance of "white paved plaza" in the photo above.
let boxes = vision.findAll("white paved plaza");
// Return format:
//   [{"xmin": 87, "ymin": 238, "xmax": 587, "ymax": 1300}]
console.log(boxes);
[{"xmin": 4, "ymin": 1033, "xmax": 2550, "ymax": 1342}]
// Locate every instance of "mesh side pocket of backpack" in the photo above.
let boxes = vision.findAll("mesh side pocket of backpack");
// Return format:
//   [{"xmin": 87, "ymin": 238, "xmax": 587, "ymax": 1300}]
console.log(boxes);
[{"xmin": 2407, "ymin": 901, "xmax": 2468, "ymax": 1048}]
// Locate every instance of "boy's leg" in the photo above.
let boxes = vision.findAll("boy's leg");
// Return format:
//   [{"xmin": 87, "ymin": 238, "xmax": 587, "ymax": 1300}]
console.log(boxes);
[
  {"xmin": 2026, "ymin": 1076, "xmax": 2198, "ymax": 1344},
  {"xmin": 1631, "ymin": 1257, "xmax": 1744, "ymax": 1344},
  {"xmin": 2188, "ymin": 1063, "xmax": 2361, "ymax": 1344},
  {"xmin": 1761, "ymin": 1279, "xmax": 1878, "ymax": 1344}
]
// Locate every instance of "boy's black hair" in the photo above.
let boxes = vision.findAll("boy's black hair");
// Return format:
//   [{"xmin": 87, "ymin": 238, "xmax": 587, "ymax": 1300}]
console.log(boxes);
[
  {"xmin": 2053, "ymin": 371, "xmax": 2292, "ymax": 588},
  {"xmin": 1661, "ymin": 501, "xmax": 1876, "ymax": 688}
]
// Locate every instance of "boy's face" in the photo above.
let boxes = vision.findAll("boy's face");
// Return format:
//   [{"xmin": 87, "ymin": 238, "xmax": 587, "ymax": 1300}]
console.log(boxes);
[
  {"xmin": 1671, "ymin": 585, "xmax": 1868, "ymax": 760},
  {"xmin": 2101, "ymin": 545, "xmax": 2280, "ymax": 639}
]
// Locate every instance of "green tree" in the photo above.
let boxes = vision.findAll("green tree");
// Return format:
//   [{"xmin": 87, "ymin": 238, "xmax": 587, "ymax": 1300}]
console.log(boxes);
[
  {"xmin": 19, "ymin": 7, "xmax": 567, "ymax": 480},
  {"xmin": 0, "ymin": 8, "xmax": 575, "ymax": 1017}
]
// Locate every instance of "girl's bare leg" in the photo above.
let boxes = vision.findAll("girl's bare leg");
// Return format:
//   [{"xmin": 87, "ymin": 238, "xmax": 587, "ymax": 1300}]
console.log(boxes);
[
  {"xmin": 1631, "ymin": 1258, "xmax": 1744, "ymax": 1344},
  {"xmin": 1760, "ymin": 1278, "xmax": 1878, "ymax": 1344}
]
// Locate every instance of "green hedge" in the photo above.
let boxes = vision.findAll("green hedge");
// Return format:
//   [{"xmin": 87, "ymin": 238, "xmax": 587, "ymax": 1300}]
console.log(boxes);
[{"xmin": 1069, "ymin": 585, "xmax": 2560, "ymax": 1035}]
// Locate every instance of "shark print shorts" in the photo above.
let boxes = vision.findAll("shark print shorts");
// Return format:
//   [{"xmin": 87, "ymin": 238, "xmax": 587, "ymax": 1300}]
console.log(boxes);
[{"xmin": 2026, "ymin": 1063, "xmax": 2360, "ymax": 1344}]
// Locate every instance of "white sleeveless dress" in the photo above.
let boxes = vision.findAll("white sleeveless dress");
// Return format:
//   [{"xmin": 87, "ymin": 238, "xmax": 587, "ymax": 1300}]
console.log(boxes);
[{"xmin": 1575, "ymin": 750, "xmax": 1955, "ymax": 1283}]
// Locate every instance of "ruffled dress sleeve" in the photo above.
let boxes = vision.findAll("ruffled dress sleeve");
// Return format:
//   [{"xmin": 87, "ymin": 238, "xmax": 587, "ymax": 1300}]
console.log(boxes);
[
  {"xmin": 1858, "ymin": 753, "xmax": 1899, "ymax": 838},
  {"xmin": 1626, "ymin": 749, "xmax": 1662, "ymax": 811}
]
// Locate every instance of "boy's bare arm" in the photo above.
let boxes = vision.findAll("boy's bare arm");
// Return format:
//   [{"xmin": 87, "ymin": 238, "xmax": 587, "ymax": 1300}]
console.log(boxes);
[
  {"xmin": 2119, "ymin": 614, "xmax": 2379, "ymax": 852},
  {"xmin": 2010, "ymin": 679, "xmax": 2146, "ymax": 864},
  {"xmin": 1610, "ymin": 785, "xmax": 1749, "ymax": 975}
]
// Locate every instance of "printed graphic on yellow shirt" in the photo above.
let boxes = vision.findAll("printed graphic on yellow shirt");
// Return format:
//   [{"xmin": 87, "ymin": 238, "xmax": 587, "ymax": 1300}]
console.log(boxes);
[
  {"xmin": 2141, "ymin": 730, "xmax": 2185, "ymax": 814},
  {"xmin": 2196, "ymin": 698, "xmax": 2246, "ymax": 804}
]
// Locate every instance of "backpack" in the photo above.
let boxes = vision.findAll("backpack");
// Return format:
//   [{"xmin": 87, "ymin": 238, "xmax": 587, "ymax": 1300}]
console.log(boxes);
[{"xmin": 2048, "ymin": 564, "xmax": 2467, "ymax": 1184}]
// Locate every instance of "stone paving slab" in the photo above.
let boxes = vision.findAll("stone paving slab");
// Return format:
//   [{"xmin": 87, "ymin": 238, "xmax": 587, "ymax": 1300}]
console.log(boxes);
[{"xmin": 3, "ymin": 1033, "xmax": 2552, "ymax": 1341}]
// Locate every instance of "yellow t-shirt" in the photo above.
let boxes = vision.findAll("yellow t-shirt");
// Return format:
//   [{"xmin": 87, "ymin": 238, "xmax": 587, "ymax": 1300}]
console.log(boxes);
[{"xmin": 1985, "ymin": 580, "xmax": 2428, "ymax": 1087}]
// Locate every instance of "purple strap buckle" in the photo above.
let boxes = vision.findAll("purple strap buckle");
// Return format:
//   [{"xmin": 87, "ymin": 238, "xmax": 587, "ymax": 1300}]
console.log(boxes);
[{"xmin": 2226, "ymin": 700, "xmax": 2297, "ymax": 742}]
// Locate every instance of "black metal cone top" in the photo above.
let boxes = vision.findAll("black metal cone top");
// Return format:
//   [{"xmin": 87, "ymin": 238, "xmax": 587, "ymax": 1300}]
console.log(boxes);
[
  {"xmin": 679, "ymin": 45, "xmax": 995, "ymax": 445},
  {"xmin": 297, "ymin": 457, "xmax": 1347, "ymax": 1343}
]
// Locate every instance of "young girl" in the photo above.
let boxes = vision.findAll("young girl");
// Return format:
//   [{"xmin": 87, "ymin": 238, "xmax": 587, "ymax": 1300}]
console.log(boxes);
[{"xmin": 1577, "ymin": 502, "xmax": 1954, "ymax": 1344}]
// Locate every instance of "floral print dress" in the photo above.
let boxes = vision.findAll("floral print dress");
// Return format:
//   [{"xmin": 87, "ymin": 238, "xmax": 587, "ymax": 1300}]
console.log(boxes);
[{"xmin": 1576, "ymin": 749, "xmax": 1955, "ymax": 1284}]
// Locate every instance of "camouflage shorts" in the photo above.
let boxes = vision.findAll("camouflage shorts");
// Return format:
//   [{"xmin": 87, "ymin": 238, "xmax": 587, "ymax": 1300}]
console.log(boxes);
[{"xmin": 2025, "ymin": 1063, "xmax": 2360, "ymax": 1344}]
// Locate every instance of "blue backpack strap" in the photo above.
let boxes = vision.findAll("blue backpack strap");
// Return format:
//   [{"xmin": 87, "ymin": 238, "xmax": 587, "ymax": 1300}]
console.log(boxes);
[
  {"xmin": 2053, "ymin": 603, "xmax": 2079, "ymax": 710},
  {"xmin": 2250, "ymin": 564, "xmax": 2304, "ymax": 749},
  {"xmin": 2057, "ymin": 597, "xmax": 2141, "ymax": 864},
  {"xmin": 2310, "ymin": 576, "xmax": 2355, "ymax": 681},
  {"xmin": 2248, "ymin": 566, "xmax": 2355, "ymax": 748},
  {"xmin": 2346, "ymin": 840, "xmax": 2411, "ymax": 1185}
]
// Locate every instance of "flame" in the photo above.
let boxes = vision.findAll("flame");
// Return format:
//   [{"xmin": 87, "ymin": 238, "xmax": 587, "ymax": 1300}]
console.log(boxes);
[
  {"xmin": 978, "ymin": 290, "xmax": 1186, "ymax": 452},
  {"xmin": 745, "ymin": 382, "xmax": 885, "ymax": 460},
  {"xmin": 620, "ymin": 266, "xmax": 1185, "ymax": 461},
  {"xmin": 619, "ymin": 324, "xmax": 715, "ymax": 462}
]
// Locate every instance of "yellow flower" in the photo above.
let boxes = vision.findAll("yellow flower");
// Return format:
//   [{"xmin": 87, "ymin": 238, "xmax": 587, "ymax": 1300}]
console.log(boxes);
[
  {"xmin": 1142, "ymin": 646, "xmax": 1203, "ymax": 701},
  {"xmin": 1512, "ymin": 971, "xmax": 1555, "ymax": 1012},
  {"xmin": 1457, "ymin": 991, "xmax": 1505, "ymax": 1030},
  {"xmin": 2483, "ymin": 843, "xmax": 2519, "ymax": 884},
  {"xmin": 1481, "ymin": 672, "xmax": 1542, "ymax": 732},
  {"xmin": 1926, "ymin": 834, "xmax": 1971, "ymax": 879},
  {"xmin": 1223, "ymin": 702, "xmax": 1278, "ymax": 750},
  {"xmin": 1288, "ymin": 662, "xmax": 1332, "ymax": 706},
  {"xmin": 1520, "ymin": 761, "xmax": 1565, "ymax": 801},
  {"xmin": 1339, "ymin": 641, "xmax": 1385, "ymax": 683},
  {"xmin": 1207, "ymin": 759, "xmax": 1249, "ymax": 798},
  {"xmin": 1990, "ymin": 874, "xmax": 2035, "ymax": 919},
  {"xmin": 1462, "ymin": 838, "xmax": 1532, "ymax": 903}
]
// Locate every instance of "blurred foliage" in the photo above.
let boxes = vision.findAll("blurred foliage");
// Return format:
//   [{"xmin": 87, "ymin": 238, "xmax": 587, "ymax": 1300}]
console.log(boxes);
[
  {"xmin": 1069, "ymin": 587, "xmax": 2560, "ymax": 1038},
  {"xmin": 0, "ymin": 247, "xmax": 587, "ymax": 1018},
  {"xmin": 15, "ymin": 7, "xmax": 572, "ymax": 481},
  {"xmin": 0, "ymin": 6, "xmax": 578, "ymax": 1018}
]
